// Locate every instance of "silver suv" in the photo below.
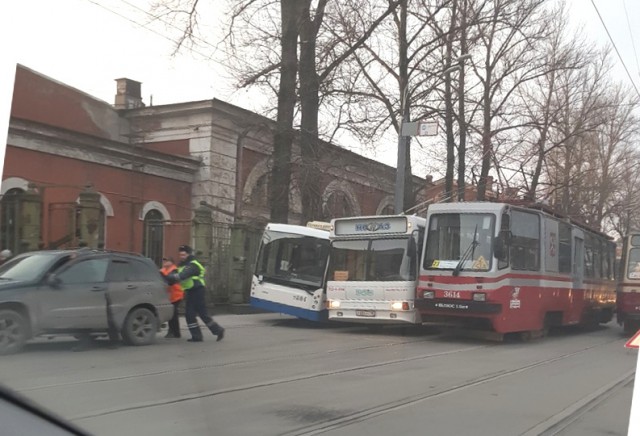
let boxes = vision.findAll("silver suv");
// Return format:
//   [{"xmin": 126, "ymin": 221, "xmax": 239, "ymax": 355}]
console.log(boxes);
[{"xmin": 0, "ymin": 249, "xmax": 174, "ymax": 355}]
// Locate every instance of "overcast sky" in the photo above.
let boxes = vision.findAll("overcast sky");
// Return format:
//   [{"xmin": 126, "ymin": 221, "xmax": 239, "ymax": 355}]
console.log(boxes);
[{"xmin": 1, "ymin": 0, "xmax": 639, "ymax": 178}]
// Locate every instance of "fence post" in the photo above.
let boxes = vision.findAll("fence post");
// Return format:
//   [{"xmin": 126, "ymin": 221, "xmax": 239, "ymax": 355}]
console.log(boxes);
[
  {"xmin": 229, "ymin": 222, "xmax": 262, "ymax": 304},
  {"xmin": 192, "ymin": 205, "xmax": 214, "ymax": 298},
  {"xmin": 77, "ymin": 184, "xmax": 103, "ymax": 249},
  {"xmin": 19, "ymin": 183, "xmax": 42, "ymax": 253}
]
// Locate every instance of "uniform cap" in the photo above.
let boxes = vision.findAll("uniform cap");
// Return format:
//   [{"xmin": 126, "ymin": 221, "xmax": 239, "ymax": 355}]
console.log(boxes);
[{"xmin": 178, "ymin": 245, "xmax": 193, "ymax": 254}]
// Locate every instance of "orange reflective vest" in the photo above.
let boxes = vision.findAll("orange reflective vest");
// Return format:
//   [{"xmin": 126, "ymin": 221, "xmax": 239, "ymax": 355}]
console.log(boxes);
[{"xmin": 160, "ymin": 265, "xmax": 184, "ymax": 303}]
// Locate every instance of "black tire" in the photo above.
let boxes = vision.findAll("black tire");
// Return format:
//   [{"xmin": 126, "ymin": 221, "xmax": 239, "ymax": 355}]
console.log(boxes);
[
  {"xmin": 0, "ymin": 309, "xmax": 28, "ymax": 355},
  {"xmin": 121, "ymin": 308, "xmax": 157, "ymax": 346}
]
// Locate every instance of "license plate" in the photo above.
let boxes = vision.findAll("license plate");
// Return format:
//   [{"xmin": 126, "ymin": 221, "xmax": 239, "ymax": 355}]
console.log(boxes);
[{"xmin": 356, "ymin": 310, "xmax": 376, "ymax": 317}]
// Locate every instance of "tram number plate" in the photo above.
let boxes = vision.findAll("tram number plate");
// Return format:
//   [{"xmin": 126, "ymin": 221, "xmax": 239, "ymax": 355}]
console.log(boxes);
[{"xmin": 356, "ymin": 310, "xmax": 376, "ymax": 317}]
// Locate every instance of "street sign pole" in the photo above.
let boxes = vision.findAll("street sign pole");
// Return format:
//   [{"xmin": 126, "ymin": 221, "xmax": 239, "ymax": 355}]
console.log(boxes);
[
  {"xmin": 394, "ymin": 113, "xmax": 407, "ymax": 215},
  {"xmin": 394, "ymin": 119, "xmax": 438, "ymax": 214}
]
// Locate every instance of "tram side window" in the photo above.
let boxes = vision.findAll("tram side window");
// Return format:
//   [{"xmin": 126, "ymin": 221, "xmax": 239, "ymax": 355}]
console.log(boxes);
[
  {"xmin": 584, "ymin": 235, "xmax": 594, "ymax": 278},
  {"xmin": 558, "ymin": 222, "xmax": 572, "ymax": 273},
  {"xmin": 602, "ymin": 240, "xmax": 611, "ymax": 280},
  {"xmin": 594, "ymin": 238, "xmax": 602, "ymax": 279},
  {"xmin": 510, "ymin": 211, "xmax": 540, "ymax": 271},
  {"xmin": 609, "ymin": 242, "xmax": 618, "ymax": 280},
  {"xmin": 584, "ymin": 234, "xmax": 606, "ymax": 279}
]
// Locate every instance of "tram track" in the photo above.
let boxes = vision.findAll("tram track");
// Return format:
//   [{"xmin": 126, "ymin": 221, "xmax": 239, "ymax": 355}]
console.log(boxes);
[
  {"xmin": 521, "ymin": 370, "xmax": 635, "ymax": 436},
  {"xmin": 67, "ymin": 342, "xmax": 488, "ymax": 422},
  {"xmin": 67, "ymin": 337, "xmax": 620, "ymax": 426},
  {"xmin": 17, "ymin": 331, "xmax": 460, "ymax": 394},
  {"xmin": 281, "ymin": 338, "xmax": 623, "ymax": 436}
]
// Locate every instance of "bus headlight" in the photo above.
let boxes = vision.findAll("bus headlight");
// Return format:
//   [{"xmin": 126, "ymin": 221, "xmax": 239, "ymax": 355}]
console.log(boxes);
[
  {"xmin": 328, "ymin": 300, "xmax": 341, "ymax": 309},
  {"xmin": 473, "ymin": 292, "xmax": 486, "ymax": 302},
  {"xmin": 423, "ymin": 291, "xmax": 435, "ymax": 299}
]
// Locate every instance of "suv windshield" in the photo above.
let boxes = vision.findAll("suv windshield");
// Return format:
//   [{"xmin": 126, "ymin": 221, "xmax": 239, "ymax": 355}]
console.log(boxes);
[
  {"xmin": 424, "ymin": 213, "xmax": 495, "ymax": 272},
  {"xmin": 0, "ymin": 253, "xmax": 61, "ymax": 281},
  {"xmin": 328, "ymin": 237, "xmax": 417, "ymax": 282}
]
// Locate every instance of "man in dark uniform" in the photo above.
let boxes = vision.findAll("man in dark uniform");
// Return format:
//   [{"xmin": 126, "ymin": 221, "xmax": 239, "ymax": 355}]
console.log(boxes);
[{"xmin": 167, "ymin": 245, "xmax": 225, "ymax": 342}]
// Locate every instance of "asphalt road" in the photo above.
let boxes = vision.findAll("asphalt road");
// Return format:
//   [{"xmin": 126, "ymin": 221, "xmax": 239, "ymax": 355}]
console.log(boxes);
[{"xmin": 0, "ymin": 314, "xmax": 636, "ymax": 436}]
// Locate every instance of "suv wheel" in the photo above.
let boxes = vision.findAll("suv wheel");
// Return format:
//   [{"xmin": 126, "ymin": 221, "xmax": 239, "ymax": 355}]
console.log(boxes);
[
  {"xmin": 0, "ymin": 309, "xmax": 28, "ymax": 355},
  {"xmin": 122, "ymin": 307, "xmax": 157, "ymax": 346}
]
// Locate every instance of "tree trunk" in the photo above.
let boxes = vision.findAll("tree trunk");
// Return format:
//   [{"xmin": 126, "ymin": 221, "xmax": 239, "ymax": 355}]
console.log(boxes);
[
  {"xmin": 477, "ymin": 68, "xmax": 492, "ymax": 201},
  {"xmin": 528, "ymin": 69, "xmax": 556, "ymax": 200},
  {"xmin": 456, "ymin": 0, "xmax": 467, "ymax": 202},
  {"xmin": 270, "ymin": 0, "xmax": 302, "ymax": 223},
  {"xmin": 444, "ymin": 0, "xmax": 457, "ymax": 203},
  {"xmin": 299, "ymin": 0, "xmax": 323, "ymax": 222},
  {"xmin": 398, "ymin": 0, "xmax": 414, "ymax": 212}
]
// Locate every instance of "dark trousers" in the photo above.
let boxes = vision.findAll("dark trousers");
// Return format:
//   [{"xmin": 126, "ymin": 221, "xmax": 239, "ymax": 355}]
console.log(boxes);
[
  {"xmin": 167, "ymin": 300, "xmax": 182, "ymax": 337},
  {"xmin": 185, "ymin": 286, "xmax": 222, "ymax": 340}
]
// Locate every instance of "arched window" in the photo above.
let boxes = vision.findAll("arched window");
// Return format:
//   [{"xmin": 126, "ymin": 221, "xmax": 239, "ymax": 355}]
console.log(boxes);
[
  {"xmin": 250, "ymin": 174, "xmax": 270, "ymax": 207},
  {"xmin": 323, "ymin": 191, "xmax": 353, "ymax": 220},
  {"xmin": 0, "ymin": 188, "xmax": 24, "ymax": 254},
  {"xmin": 380, "ymin": 204, "xmax": 395, "ymax": 215},
  {"xmin": 143, "ymin": 209, "xmax": 164, "ymax": 266}
]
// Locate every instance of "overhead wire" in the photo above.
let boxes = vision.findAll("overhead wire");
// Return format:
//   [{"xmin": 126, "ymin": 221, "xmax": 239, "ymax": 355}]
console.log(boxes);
[
  {"xmin": 83, "ymin": 0, "xmax": 217, "ymax": 62},
  {"xmin": 622, "ymin": 0, "xmax": 640, "ymax": 79},
  {"xmin": 590, "ymin": 0, "xmax": 640, "ymax": 99}
]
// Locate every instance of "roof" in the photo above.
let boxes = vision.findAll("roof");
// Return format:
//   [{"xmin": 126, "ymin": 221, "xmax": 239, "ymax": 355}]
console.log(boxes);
[{"xmin": 264, "ymin": 223, "xmax": 330, "ymax": 240}]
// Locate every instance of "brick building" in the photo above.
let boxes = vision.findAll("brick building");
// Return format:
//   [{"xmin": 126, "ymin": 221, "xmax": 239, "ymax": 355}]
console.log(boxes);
[{"xmin": 3, "ymin": 65, "xmax": 200, "ymax": 265}]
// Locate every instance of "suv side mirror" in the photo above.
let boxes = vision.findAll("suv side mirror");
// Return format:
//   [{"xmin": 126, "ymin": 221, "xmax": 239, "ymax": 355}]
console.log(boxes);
[{"xmin": 47, "ymin": 274, "xmax": 62, "ymax": 289}]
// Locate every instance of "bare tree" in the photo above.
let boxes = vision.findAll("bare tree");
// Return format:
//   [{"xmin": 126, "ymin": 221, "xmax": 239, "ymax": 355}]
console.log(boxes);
[
  {"xmin": 466, "ymin": 0, "xmax": 549, "ymax": 200},
  {"xmin": 321, "ymin": 0, "xmax": 454, "ymax": 210}
]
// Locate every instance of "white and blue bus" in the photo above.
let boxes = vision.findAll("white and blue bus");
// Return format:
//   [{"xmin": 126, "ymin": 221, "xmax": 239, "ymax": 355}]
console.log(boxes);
[
  {"xmin": 250, "ymin": 222, "xmax": 331, "ymax": 322},
  {"xmin": 326, "ymin": 215, "xmax": 426, "ymax": 325}
]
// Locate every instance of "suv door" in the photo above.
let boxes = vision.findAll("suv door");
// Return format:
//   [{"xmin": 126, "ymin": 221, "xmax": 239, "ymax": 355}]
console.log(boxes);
[
  {"xmin": 40, "ymin": 257, "xmax": 110, "ymax": 330},
  {"xmin": 105, "ymin": 257, "xmax": 168, "ymax": 320}
]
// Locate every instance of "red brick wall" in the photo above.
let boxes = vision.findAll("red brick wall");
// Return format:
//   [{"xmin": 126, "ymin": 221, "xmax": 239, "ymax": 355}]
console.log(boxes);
[{"xmin": 2, "ymin": 146, "xmax": 192, "ymax": 256}]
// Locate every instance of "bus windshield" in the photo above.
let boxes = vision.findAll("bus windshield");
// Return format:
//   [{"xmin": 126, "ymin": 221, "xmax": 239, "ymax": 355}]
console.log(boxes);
[
  {"xmin": 424, "ymin": 213, "xmax": 495, "ymax": 272},
  {"xmin": 328, "ymin": 237, "xmax": 417, "ymax": 282},
  {"xmin": 255, "ymin": 231, "xmax": 330, "ymax": 291},
  {"xmin": 627, "ymin": 247, "xmax": 640, "ymax": 279}
]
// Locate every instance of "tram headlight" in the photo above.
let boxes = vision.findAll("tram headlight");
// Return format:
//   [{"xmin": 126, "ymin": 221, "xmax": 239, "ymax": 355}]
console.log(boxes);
[
  {"xmin": 473, "ymin": 292, "xmax": 486, "ymax": 302},
  {"xmin": 328, "ymin": 300, "xmax": 341, "ymax": 309},
  {"xmin": 423, "ymin": 291, "xmax": 435, "ymax": 299},
  {"xmin": 391, "ymin": 302, "xmax": 403, "ymax": 310}
]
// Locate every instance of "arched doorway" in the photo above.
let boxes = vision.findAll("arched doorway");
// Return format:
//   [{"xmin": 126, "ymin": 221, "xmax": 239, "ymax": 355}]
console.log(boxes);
[
  {"xmin": 0, "ymin": 188, "xmax": 24, "ymax": 254},
  {"xmin": 143, "ymin": 209, "xmax": 164, "ymax": 266}
]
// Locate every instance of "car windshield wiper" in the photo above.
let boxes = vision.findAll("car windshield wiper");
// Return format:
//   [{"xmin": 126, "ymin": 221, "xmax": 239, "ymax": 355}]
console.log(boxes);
[{"xmin": 453, "ymin": 225, "xmax": 479, "ymax": 277}]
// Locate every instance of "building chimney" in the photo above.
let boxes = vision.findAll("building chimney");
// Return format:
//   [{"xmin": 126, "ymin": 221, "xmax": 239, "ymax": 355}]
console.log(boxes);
[
  {"xmin": 114, "ymin": 78, "xmax": 145, "ymax": 109},
  {"xmin": 505, "ymin": 187, "xmax": 519, "ymax": 199},
  {"xmin": 486, "ymin": 176, "xmax": 493, "ymax": 193}
]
